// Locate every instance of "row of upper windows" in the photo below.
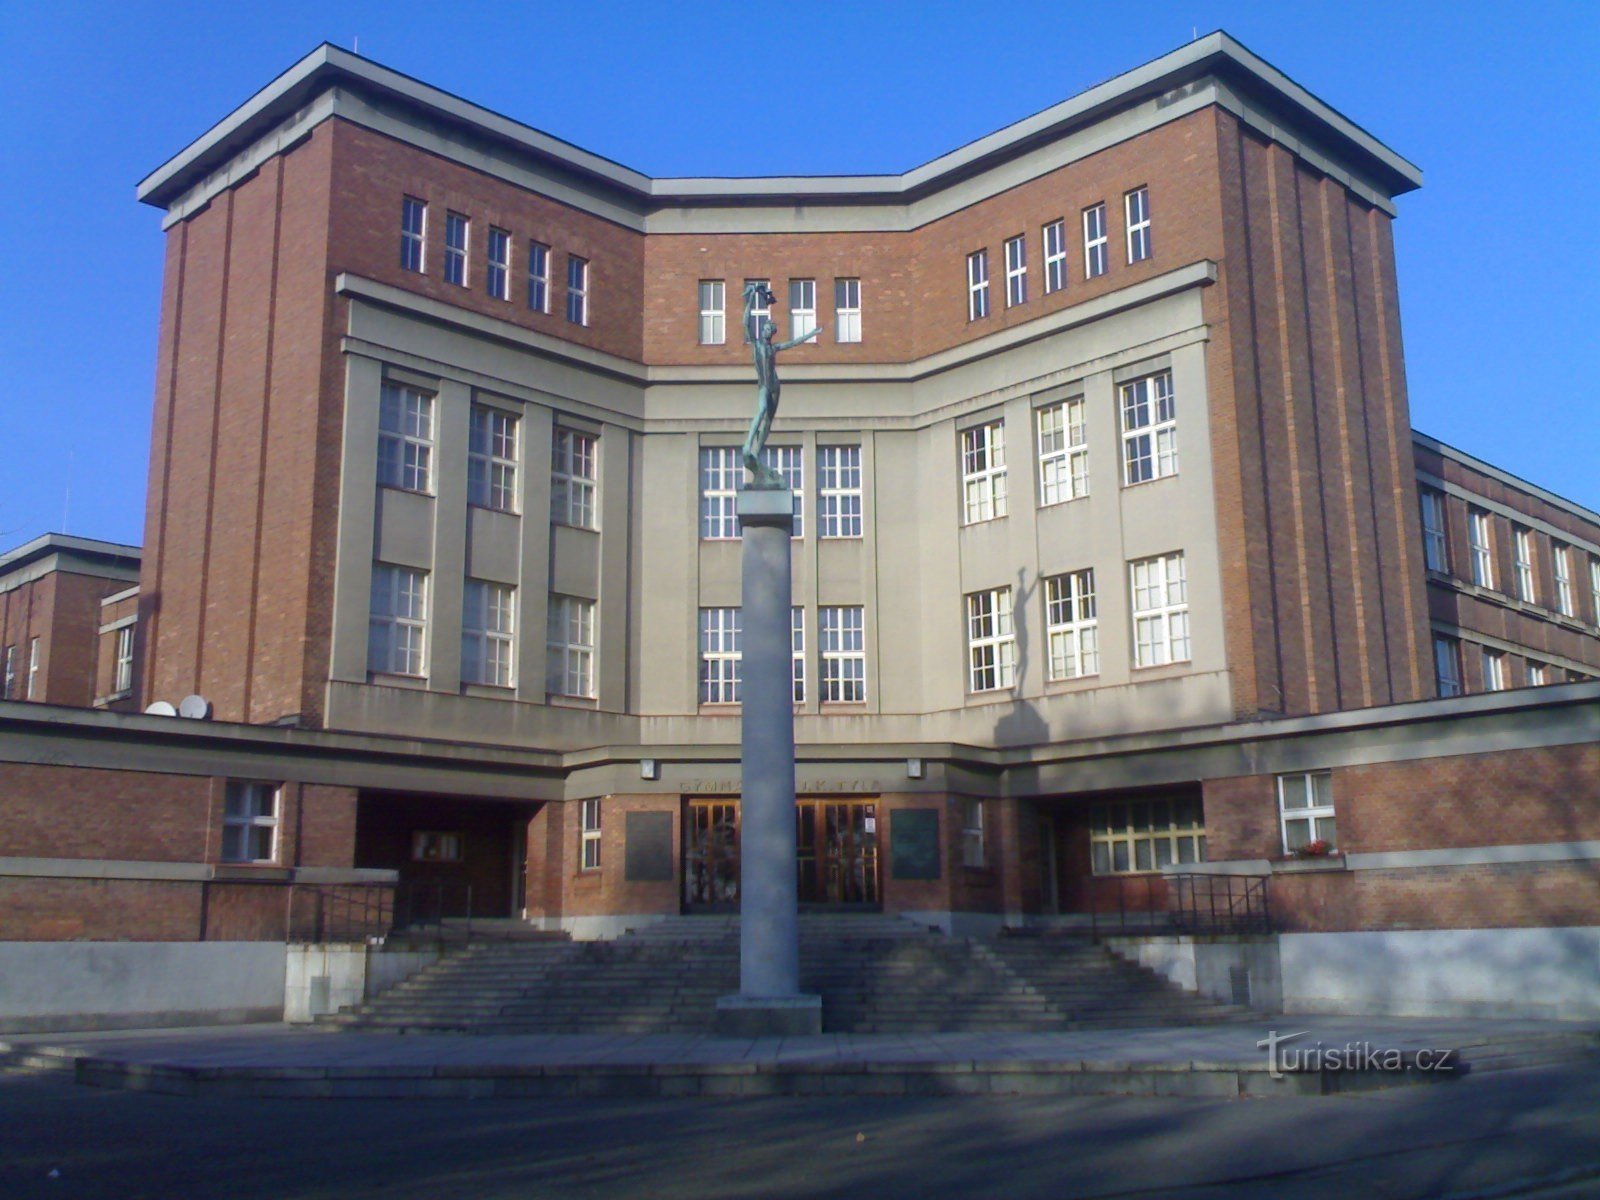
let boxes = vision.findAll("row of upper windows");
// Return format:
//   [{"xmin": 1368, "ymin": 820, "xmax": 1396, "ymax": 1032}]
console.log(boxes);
[
  {"xmin": 966, "ymin": 187, "xmax": 1151, "ymax": 322},
  {"xmin": 399, "ymin": 197, "xmax": 589, "ymax": 325},
  {"xmin": 1432, "ymin": 633, "xmax": 1595, "ymax": 697},
  {"xmin": 698, "ymin": 278, "xmax": 862, "ymax": 346}
]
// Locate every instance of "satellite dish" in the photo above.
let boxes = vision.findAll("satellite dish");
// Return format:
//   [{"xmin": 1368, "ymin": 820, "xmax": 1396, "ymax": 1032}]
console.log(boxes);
[
  {"xmin": 178, "ymin": 694, "xmax": 212, "ymax": 720},
  {"xmin": 144, "ymin": 701, "xmax": 177, "ymax": 717}
]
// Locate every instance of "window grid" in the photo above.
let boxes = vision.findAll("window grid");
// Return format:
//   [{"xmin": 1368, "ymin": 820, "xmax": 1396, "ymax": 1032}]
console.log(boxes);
[
  {"xmin": 961, "ymin": 421, "xmax": 1008, "ymax": 524},
  {"xmin": 0, "ymin": 645, "xmax": 12, "ymax": 699},
  {"xmin": 222, "ymin": 781, "xmax": 279, "ymax": 864},
  {"xmin": 486, "ymin": 227, "xmax": 510, "ymax": 300},
  {"xmin": 1121, "ymin": 372, "xmax": 1177, "ymax": 485},
  {"xmin": 966, "ymin": 588, "xmax": 1016, "ymax": 693},
  {"xmin": 1591, "ymin": 558, "xmax": 1600, "ymax": 625},
  {"xmin": 788, "ymin": 278, "xmax": 817, "ymax": 338},
  {"xmin": 114, "ymin": 626, "xmax": 134, "ymax": 693},
  {"xmin": 1553, "ymin": 544, "xmax": 1575, "ymax": 616},
  {"xmin": 25, "ymin": 637, "xmax": 38, "ymax": 700},
  {"xmin": 698, "ymin": 446, "xmax": 803, "ymax": 539},
  {"xmin": 1514, "ymin": 527, "xmax": 1536, "ymax": 602},
  {"xmin": 835, "ymin": 278, "xmax": 862, "ymax": 342},
  {"xmin": 1091, "ymin": 797, "xmax": 1205, "ymax": 874},
  {"xmin": 1482, "ymin": 647, "xmax": 1506, "ymax": 692},
  {"xmin": 400, "ymin": 197, "xmax": 426, "ymax": 273},
  {"xmin": 698, "ymin": 280, "xmax": 725, "ymax": 345},
  {"xmin": 1038, "ymin": 398, "xmax": 1088, "ymax": 505},
  {"xmin": 1434, "ymin": 636, "xmax": 1462, "ymax": 697},
  {"xmin": 817, "ymin": 445, "xmax": 863, "ymax": 539},
  {"xmin": 792, "ymin": 607, "xmax": 806, "ymax": 705},
  {"xmin": 527, "ymin": 242, "xmax": 550, "ymax": 311},
  {"xmin": 820, "ymin": 606, "xmax": 866, "ymax": 703},
  {"xmin": 1125, "ymin": 186, "xmax": 1151, "ymax": 263},
  {"xmin": 961, "ymin": 798, "xmax": 985, "ymax": 869},
  {"xmin": 566, "ymin": 256, "xmax": 589, "ymax": 325},
  {"xmin": 1528, "ymin": 662, "xmax": 1548, "ymax": 687},
  {"xmin": 1042, "ymin": 219, "xmax": 1066, "ymax": 293},
  {"xmin": 377, "ymin": 383, "xmax": 434, "ymax": 493},
  {"xmin": 580, "ymin": 799, "xmax": 601, "ymax": 871},
  {"xmin": 550, "ymin": 429, "xmax": 598, "ymax": 530},
  {"xmin": 369, "ymin": 564, "xmax": 428, "ymax": 677},
  {"xmin": 763, "ymin": 445, "xmax": 805, "ymax": 538},
  {"xmin": 1279, "ymin": 772, "xmax": 1335, "ymax": 853},
  {"xmin": 1468, "ymin": 509, "xmax": 1494, "ymax": 588},
  {"xmin": 744, "ymin": 279, "xmax": 771, "ymax": 341},
  {"xmin": 1419, "ymin": 489, "xmax": 1449, "ymax": 572},
  {"xmin": 1045, "ymin": 569, "xmax": 1098, "ymax": 680},
  {"xmin": 468, "ymin": 405, "xmax": 518, "ymax": 512},
  {"xmin": 1004, "ymin": 234, "xmax": 1027, "ymax": 307},
  {"xmin": 1131, "ymin": 552, "xmax": 1189, "ymax": 667},
  {"xmin": 1083, "ymin": 203, "xmax": 1108, "ymax": 278},
  {"xmin": 462, "ymin": 580, "xmax": 516, "ymax": 688},
  {"xmin": 967, "ymin": 250, "xmax": 989, "ymax": 320},
  {"xmin": 699, "ymin": 607, "xmax": 742, "ymax": 704},
  {"xmin": 444, "ymin": 211, "xmax": 468, "ymax": 286},
  {"xmin": 546, "ymin": 595, "xmax": 595, "ymax": 698}
]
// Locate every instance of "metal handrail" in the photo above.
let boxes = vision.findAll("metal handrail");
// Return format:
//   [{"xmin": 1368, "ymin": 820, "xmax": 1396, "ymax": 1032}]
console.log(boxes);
[
  {"xmin": 283, "ymin": 882, "xmax": 396, "ymax": 942},
  {"xmin": 1086, "ymin": 871, "xmax": 1272, "ymax": 940}
]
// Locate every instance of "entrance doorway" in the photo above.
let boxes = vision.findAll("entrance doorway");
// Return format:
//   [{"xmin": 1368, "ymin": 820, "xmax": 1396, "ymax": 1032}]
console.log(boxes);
[{"xmin": 681, "ymin": 798, "xmax": 882, "ymax": 912}]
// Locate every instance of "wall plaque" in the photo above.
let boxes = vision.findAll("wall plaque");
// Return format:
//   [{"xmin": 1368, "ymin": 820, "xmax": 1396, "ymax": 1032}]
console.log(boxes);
[
  {"xmin": 890, "ymin": 808, "xmax": 941, "ymax": 881},
  {"xmin": 624, "ymin": 811, "xmax": 674, "ymax": 882}
]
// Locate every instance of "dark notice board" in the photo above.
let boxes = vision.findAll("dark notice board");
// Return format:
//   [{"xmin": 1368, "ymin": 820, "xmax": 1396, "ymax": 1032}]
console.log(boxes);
[
  {"xmin": 890, "ymin": 808, "xmax": 941, "ymax": 880},
  {"xmin": 624, "ymin": 811, "xmax": 674, "ymax": 882}
]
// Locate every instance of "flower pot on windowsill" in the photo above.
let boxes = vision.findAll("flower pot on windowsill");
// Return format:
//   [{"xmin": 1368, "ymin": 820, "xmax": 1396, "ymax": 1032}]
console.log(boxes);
[{"xmin": 1273, "ymin": 846, "xmax": 1348, "ymax": 873}]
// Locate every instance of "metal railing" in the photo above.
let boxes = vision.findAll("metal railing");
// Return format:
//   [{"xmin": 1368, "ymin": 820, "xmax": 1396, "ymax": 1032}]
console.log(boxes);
[
  {"xmin": 1086, "ymin": 871, "xmax": 1271, "ymax": 940},
  {"xmin": 393, "ymin": 878, "xmax": 476, "ymax": 939},
  {"xmin": 283, "ymin": 882, "xmax": 395, "ymax": 942}
]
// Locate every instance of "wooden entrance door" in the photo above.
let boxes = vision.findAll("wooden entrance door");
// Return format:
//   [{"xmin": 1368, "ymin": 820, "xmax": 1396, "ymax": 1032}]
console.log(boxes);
[
  {"xmin": 683, "ymin": 800, "xmax": 740, "ymax": 911},
  {"xmin": 796, "ymin": 800, "xmax": 880, "ymax": 908}
]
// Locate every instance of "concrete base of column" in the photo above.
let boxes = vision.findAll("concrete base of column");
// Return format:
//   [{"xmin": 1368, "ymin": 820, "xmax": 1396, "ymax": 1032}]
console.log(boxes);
[{"xmin": 714, "ymin": 993, "xmax": 823, "ymax": 1037}]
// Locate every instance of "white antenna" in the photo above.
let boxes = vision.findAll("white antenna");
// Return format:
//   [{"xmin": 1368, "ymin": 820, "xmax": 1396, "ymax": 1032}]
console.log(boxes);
[{"xmin": 353, "ymin": 35, "xmax": 359, "ymax": 54}]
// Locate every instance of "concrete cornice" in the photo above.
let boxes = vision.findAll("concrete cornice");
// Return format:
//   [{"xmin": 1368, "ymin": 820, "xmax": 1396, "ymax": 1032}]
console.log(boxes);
[
  {"xmin": 1414, "ymin": 431, "xmax": 1600, "ymax": 531},
  {"xmin": 0, "ymin": 533, "xmax": 141, "ymax": 576}
]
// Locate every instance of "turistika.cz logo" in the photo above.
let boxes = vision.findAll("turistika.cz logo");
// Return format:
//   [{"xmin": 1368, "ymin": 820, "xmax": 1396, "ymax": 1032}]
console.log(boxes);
[{"xmin": 1256, "ymin": 1030, "xmax": 1459, "ymax": 1079}]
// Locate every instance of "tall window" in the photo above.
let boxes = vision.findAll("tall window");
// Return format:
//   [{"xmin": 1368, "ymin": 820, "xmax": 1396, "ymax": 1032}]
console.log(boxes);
[
  {"xmin": 966, "ymin": 587, "xmax": 1016, "ymax": 692},
  {"xmin": 1481, "ymin": 647, "xmax": 1506, "ymax": 692},
  {"xmin": 369, "ymin": 564, "xmax": 428, "ymax": 677},
  {"xmin": 1121, "ymin": 371, "xmax": 1177, "ymax": 484},
  {"xmin": 1045, "ymin": 569, "xmax": 1098, "ymax": 680},
  {"xmin": 1, "ymin": 645, "xmax": 12, "ymax": 699},
  {"xmin": 400, "ymin": 197, "xmax": 426, "ymax": 273},
  {"xmin": 1125, "ymin": 186, "xmax": 1152, "ymax": 263},
  {"xmin": 222, "ymin": 782, "xmax": 279, "ymax": 864},
  {"xmin": 462, "ymin": 580, "xmax": 515, "ymax": 687},
  {"xmin": 788, "ymin": 279, "xmax": 817, "ymax": 338},
  {"xmin": 1513, "ymin": 527, "xmax": 1536, "ymax": 602},
  {"xmin": 551, "ymin": 428, "xmax": 598, "ymax": 530},
  {"xmin": 698, "ymin": 280, "xmax": 725, "ymax": 344},
  {"xmin": 566, "ymin": 256, "xmax": 589, "ymax": 325},
  {"xmin": 546, "ymin": 595, "xmax": 595, "ymax": 698},
  {"xmin": 699, "ymin": 607, "xmax": 742, "ymax": 704},
  {"xmin": 763, "ymin": 445, "xmax": 805, "ymax": 537},
  {"xmin": 961, "ymin": 798, "xmax": 985, "ymax": 869},
  {"xmin": 1434, "ymin": 635, "xmax": 1462, "ymax": 697},
  {"xmin": 1083, "ymin": 203, "xmax": 1108, "ymax": 278},
  {"xmin": 1590, "ymin": 558, "xmax": 1600, "ymax": 624},
  {"xmin": 961, "ymin": 420, "xmax": 1007, "ymax": 524},
  {"xmin": 527, "ymin": 242, "xmax": 550, "ymax": 311},
  {"xmin": 697, "ymin": 446, "xmax": 802, "ymax": 538},
  {"xmin": 25, "ymin": 637, "xmax": 39, "ymax": 700},
  {"xmin": 1004, "ymin": 234, "xmax": 1027, "ymax": 307},
  {"xmin": 485, "ymin": 227, "xmax": 511, "ymax": 300},
  {"xmin": 468, "ymin": 405, "xmax": 518, "ymax": 512},
  {"xmin": 1528, "ymin": 662, "xmax": 1547, "ymax": 687},
  {"xmin": 1467, "ymin": 509, "xmax": 1495, "ymax": 588},
  {"xmin": 580, "ymin": 799, "xmax": 602, "ymax": 870},
  {"xmin": 444, "ymin": 211, "xmax": 468, "ymax": 286},
  {"xmin": 1278, "ymin": 772, "xmax": 1335, "ymax": 853},
  {"xmin": 1091, "ymin": 797, "xmax": 1204, "ymax": 873},
  {"xmin": 835, "ymin": 278, "xmax": 862, "ymax": 342},
  {"xmin": 966, "ymin": 250, "xmax": 990, "ymax": 320},
  {"xmin": 820, "ymin": 606, "xmax": 866, "ymax": 702},
  {"xmin": 817, "ymin": 445, "xmax": 863, "ymax": 538},
  {"xmin": 1038, "ymin": 398, "xmax": 1088, "ymax": 505},
  {"xmin": 1131, "ymin": 552, "xmax": 1189, "ymax": 667},
  {"xmin": 744, "ymin": 278, "xmax": 771, "ymax": 341},
  {"xmin": 1553, "ymin": 544, "xmax": 1575, "ymax": 616},
  {"xmin": 792, "ymin": 607, "xmax": 806, "ymax": 704},
  {"xmin": 377, "ymin": 383, "xmax": 434, "ymax": 493},
  {"xmin": 1042, "ymin": 219, "xmax": 1066, "ymax": 293},
  {"xmin": 1419, "ymin": 489, "xmax": 1448, "ymax": 572},
  {"xmin": 114, "ymin": 626, "xmax": 134, "ymax": 693}
]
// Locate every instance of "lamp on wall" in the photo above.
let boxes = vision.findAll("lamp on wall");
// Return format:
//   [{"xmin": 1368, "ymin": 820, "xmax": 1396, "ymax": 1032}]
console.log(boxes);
[{"xmin": 640, "ymin": 758, "xmax": 660, "ymax": 780}]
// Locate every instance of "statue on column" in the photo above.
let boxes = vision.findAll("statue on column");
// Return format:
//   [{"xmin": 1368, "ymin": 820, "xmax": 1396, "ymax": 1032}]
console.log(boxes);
[{"xmin": 741, "ymin": 282, "xmax": 821, "ymax": 487}]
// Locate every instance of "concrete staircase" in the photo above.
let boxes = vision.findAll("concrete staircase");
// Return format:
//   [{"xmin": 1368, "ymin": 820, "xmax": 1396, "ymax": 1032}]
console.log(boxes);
[{"xmin": 320, "ymin": 914, "xmax": 1250, "ymax": 1035}]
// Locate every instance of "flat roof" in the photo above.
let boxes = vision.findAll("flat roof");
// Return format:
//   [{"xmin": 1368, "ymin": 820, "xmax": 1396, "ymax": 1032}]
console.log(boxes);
[{"xmin": 0, "ymin": 533, "xmax": 142, "ymax": 579}]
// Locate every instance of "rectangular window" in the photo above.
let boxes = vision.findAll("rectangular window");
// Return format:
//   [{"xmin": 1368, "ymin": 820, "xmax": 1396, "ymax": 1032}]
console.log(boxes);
[
  {"xmin": 820, "ymin": 606, "xmax": 866, "ymax": 703},
  {"xmin": 1004, "ymin": 234, "xmax": 1027, "ymax": 307},
  {"xmin": 566, "ymin": 256, "xmax": 589, "ymax": 325},
  {"xmin": 1042, "ymin": 219, "xmax": 1066, "ymax": 293},
  {"xmin": 580, "ymin": 799, "xmax": 602, "ymax": 871},
  {"xmin": 966, "ymin": 587, "xmax": 1016, "ymax": 693},
  {"xmin": 1131, "ymin": 552, "xmax": 1189, "ymax": 667},
  {"xmin": 377, "ymin": 382, "xmax": 434, "ymax": 493},
  {"xmin": 1553, "ymin": 544, "xmax": 1575, "ymax": 616},
  {"xmin": 1037, "ymin": 398, "xmax": 1088, "ymax": 505},
  {"xmin": 765, "ymin": 445, "xmax": 804, "ymax": 538},
  {"xmin": 546, "ymin": 595, "xmax": 595, "ymax": 698},
  {"xmin": 1125, "ymin": 186, "xmax": 1151, "ymax": 263},
  {"xmin": 1278, "ymin": 772, "xmax": 1335, "ymax": 854},
  {"xmin": 1591, "ymin": 558, "xmax": 1600, "ymax": 624},
  {"xmin": 461, "ymin": 580, "xmax": 516, "ymax": 688},
  {"xmin": 792, "ymin": 606, "xmax": 806, "ymax": 705},
  {"xmin": 834, "ymin": 278, "xmax": 862, "ymax": 343},
  {"xmin": 1528, "ymin": 661, "xmax": 1547, "ymax": 687},
  {"xmin": 1514, "ymin": 527, "xmax": 1536, "ymax": 602},
  {"xmin": 222, "ymin": 781, "xmax": 279, "ymax": 864},
  {"xmin": 788, "ymin": 279, "xmax": 817, "ymax": 339},
  {"xmin": 114, "ymin": 626, "xmax": 134, "ymax": 693},
  {"xmin": 1482, "ymin": 647, "xmax": 1506, "ymax": 692},
  {"xmin": 1083, "ymin": 203, "xmax": 1108, "ymax": 278},
  {"xmin": 25, "ymin": 637, "xmax": 39, "ymax": 700},
  {"xmin": 745, "ymin": 278, "xmax": 771, "ymax": 341},
  {"xmin": 468, "ymin": 405, "xmax": 519, "ymax": 512},
  {"xmin": 368, "ymin": 564, "xmax": 428, "ymax": 677},
  {"xmin": 444, "ymin": 211, "xmax": 468, "ymax": 286},
  {"xmin": 1434, "ymin": 635, "xmax": 1462, "ymax": 697},
  {"xmin": 550, "ymin": 428, "xmax": 598, "ymax": 530},
  {"xmin": 698, "ymin": 280, "xmax": 726, "ymax": 345},
  {"xmin": 699, "ymin": 607, "xmax": 742, "ymax": 704},
  {"xmin": 1, "ymin": 645, "xmax": 12, "ymax": 699},
  {"xmin": 1090, "ymin": 796, "xmax": 1205, "ymax": 874},
  {"xmin": 400, "ymin": 197, "xmax": 426, "ymax": 273},
  {"xmin": 412, "ymin": 832, "xmax": 463, "ymax": 863},
  {"xmin": 1468, "ymin": 509, "xmax": 1495, "ymax": 588},
  {"xmin": 527, "ymin": 242, "xmax": 550, "ymax": 311},
  {"xmin": 1045, "ymin": 569, "xmax": 1098, "ymax": 680},
  {"xmin": 697, "ymin": 446, "xmax": 802, "ymax": 539},
  {"xmin": 961, "ymin": 420, "xmax": 1008, "ymax": 524},
  {"xmin": 966, "ymin": 250, "xmax": 989, "ymax": 320},
  {"xmin": 961, "ymin": 798, "xmax": 985, "ymax": 869},
  {"xmin": 1419, "ymin": 489, "xmax": 1448, "ymax": 572},
  {"xmin": 485, "ymin": 227, "xmax": 510, "ymax": 300},
  {"xmin": 1121, "ymin": 371, "xmax": 1177, "ymax": 484},
  {"xmin": 817, "ymin": 445, "xmax": 863, "ymax": 539}
]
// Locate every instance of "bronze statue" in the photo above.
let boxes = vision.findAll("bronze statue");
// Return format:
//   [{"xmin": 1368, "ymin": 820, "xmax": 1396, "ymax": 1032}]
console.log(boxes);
[{"xmin": 741, "ymin": 282, "xmax": 821, "ymax": 487}]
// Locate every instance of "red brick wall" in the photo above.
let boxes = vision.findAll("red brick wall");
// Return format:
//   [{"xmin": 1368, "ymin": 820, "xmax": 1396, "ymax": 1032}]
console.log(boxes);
[
  {"xmin": 1, "ymin": 571, "xmax": 129, "ymax": 708},
  {"xmin": 0, "ymin": 763, "xmax": 214, "ymax": 861},
  {"xmin": 354, "ymin": 791, "xmax": 532, "ymax": 919},
  {"xmin": 94, "ymin": 591, "xmax": 140, "ymax": 708},
  {"xmin": 1270, "ymin": 862, "xmax": 1600, "ymax": 932}
]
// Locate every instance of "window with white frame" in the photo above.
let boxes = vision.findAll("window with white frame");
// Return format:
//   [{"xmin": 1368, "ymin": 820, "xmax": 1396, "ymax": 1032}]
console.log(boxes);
[
  {"xmin": 1042, "ymin": 219, "xmax": 1066, "ymax": 293},
  {"xmin": 698, "ymin": 280, "xmax": 725, "ymax": 345},
  {"xmin": 546, "ymin": 594, "xmax": 595, "ymax": 698},
  {"xmin": 1434, "ymin": 635, "xmax": 1461, "ymax": 697},
  {"xmin": 700, "ymin": 448, "xmax": 742, "ymax": 539},
  {"xmin": 1045, "ymin": 569, "xmax": 1098, "ymax": 680},
  {"xmin": 792, "ymin": 606, "xmax": 805, "ymax": 704},
  {"xmin": 114, "ymin": 626, "xmax": 134, "ymax": 693},
  {"xmin": 1131, "ymin": 552, "xmax": 1189, "ymax": 667},
  {"xmin": 1125, "ymin": 186, "xmax": 1151, "ymax": 263},
  {"xmin": 1004, "ymin": 234, "xmax": 1027, "ymax": 307},
  {"xmin": 1, "ymin": 645, "xmax": 12, "ymax": 699},
  {"xmin": 369, "ymin": 564, "xmax": 428, "ymax": 677},
  {"xmin": 462, "ymin": 580, "xmax": 515, "ymax": 688},
  {"xmin": 400, "ymin": 197, "xmax": 426, "ymax": 273},
  {"xmin": 1527, "ymin": 661, "xmax": 1547, "ymax": 686},
  {"xmin": 468, "ymin": 405, "xmax": 518, "ymax": 512},
  {"xmin": 486, "ymin": 227, "xmax": 510, "ymax": 300},
  {"xmin": 580, "ymin": 798, "xmax": 602, "ymax": 870},
  {"xmin": 1514, "ymin": 527, "xmax": 1536, "ymax": 602},
  {"xmin": 744, "ymin": 278, "xmax": 771, "ymax": 341},
  {"xmin": 377, "ymin": 382, "xmax": 434, "ymax": 493},
  {"xmin": 222, "ymin": 781, "xmax": 279, "ymax": 864},
  {"xmin": 1037, "ymin": 398, "xmax": 1088, "ymax": 505},
  {"xmin": 1091, "ymin": 796, "xmax": 1205, "ymax": 873},
  {"xmin": 26, "ymin": 637, "xmax": 38, "ymax": 700},
  {"xmin": 966, "ymin": 250, "xmax": 989, "ymax": 320},
  {"xmin": 1419, "ymin": 489, "xmax": 1448, "ymax": 572},
  {"xmin": 817, "ymin": 445, "xmax": 863, "ymax": 538},
  {"xmin": 961, "ymin": 798, "xmax": 985, "ymax": 869},
  {"xmin": 1591, "ymin": 558, "xmax": 1600, "ymax": 624},
  {"xmin": 527, "ymin": 241, "xmax": 550, "ymax": 311},
  {"xmin": 961, "ymin": 420, "xmax": 1007, "ymax": 524},
  {"xmin": 1553, "ymin": 543, "xmax": 1575, "ymax": 616},
  {"xmin": 1481, "ymin": 647, "xmax": 1506, "ymax": 692},
  {"xmin": 1468, "ymin": 509, "xmax": 1494, "ymax": 588},
  {"xmin": 1121, "ymin": 371, "xmax": 1177, "ymax": 484},
  {"xmin": 444, "ymin": 211, "xmax": 468, "ymax": 286},
  {"xmin": 820, "ymin": 606, "xmax": 866, "ymax": 702},
  {"xmin": 788, "ymin": 279, "xmax": 817, "ymax": 338},
  {"xmin": 763, "ymin": 445, "xmax": 805, "ymax": 537},
  {"xmin": 835, "ymin": 278, "xmax": 862, "ymax": 342},
  {"xmin": 1083, "ymin": 203, "xmax": 1108, "ymax": 278},
  {"xmin": 566, "ymin": 256, "xmax": 589, "ymax": 325},
  {"xmin": 550, "ymin": 428, "xmax": 598, "ymax": 530},
  {"xmin": 699, "ymin": 607, "xmax": 741, "ymax": 704},
  {"xmin": 966, "ymin": 587, "xmax": 1016, "ymax": 692},
  {"xmin": 1278, "ymin": 772, "xmax": 1335, "ymax": 853}
]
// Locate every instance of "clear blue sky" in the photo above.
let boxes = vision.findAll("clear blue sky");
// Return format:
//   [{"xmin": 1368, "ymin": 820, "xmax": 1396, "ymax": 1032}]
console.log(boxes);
[{"xmin": 1, "ymin": 0, "xmax": 1596, "ymax": 550}]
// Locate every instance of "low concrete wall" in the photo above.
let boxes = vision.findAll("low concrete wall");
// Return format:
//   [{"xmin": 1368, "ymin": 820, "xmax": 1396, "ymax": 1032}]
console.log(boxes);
[
  {"xmin": 284, "ymin": 944, "xmax": 445, "ymax": 1022},
  {"xmin": 0, "ymin": 941, "xmax": 286, "ymax": 1033},
  {"xmin": 1105, "ymin": 935, "xmax": 1282, "ymax": 1012}
]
